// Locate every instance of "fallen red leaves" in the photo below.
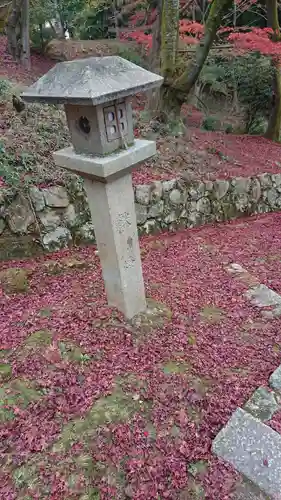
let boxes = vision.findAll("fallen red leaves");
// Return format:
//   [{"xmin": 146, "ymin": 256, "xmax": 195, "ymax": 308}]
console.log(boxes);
[
  {"xmin": 0, "ymin": 37, "xmax": 54, "ymax": 84},
  {"xmin": 132, "ymin": 126, "xmax": 281, "ymax": 185},
  {"xmin": 1, "ymin": 213, "xmax": 281, "ymax": 498},
  {"xmin": 268, "ymin": 410, "xmax": 281, "ymax": 434}
]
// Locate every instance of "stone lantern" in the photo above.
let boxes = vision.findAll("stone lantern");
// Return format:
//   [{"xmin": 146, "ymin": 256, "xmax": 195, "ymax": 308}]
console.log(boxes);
[{"xmin": 22, "ymin": 56, "xmax": 163, "ymax": 319}]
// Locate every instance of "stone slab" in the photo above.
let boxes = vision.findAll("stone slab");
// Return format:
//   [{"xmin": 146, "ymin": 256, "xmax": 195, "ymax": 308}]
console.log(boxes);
[
  {"xmin": 21, "ymin": 56, "xmax": 163, "ymax": 105},
  {"xmin": 270, "ymin": 365, "xmax": 281, "ymax": 392},
  {"xmin": 233, "ymin": 477, "xmax": 270, "ymax": 500},
  {"xmin": 227, "ymin": 263, "xmax": 247, "ymax": 274},
  {"xmin": 53, "ymin": 139, "xmax": 156, "ymax": 181},
  {"xmin": 243, "ymin": 387, "xmax": 280, "ymax": 422},
  {"xmin": 245, "ymin": 284, "xmax": 281, "ymax": 308},
  {"xmin": 212, "ymin": 408, "xmax": 281, "ymax": 497}
]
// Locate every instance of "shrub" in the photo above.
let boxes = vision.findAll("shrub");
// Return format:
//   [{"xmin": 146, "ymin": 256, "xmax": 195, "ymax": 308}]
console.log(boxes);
[
  {"xmin": 202, "ymin": 116, "xmax": 220, "ymax": 131},
  {"xmin": 30, "ymin": 26, "xmax": 54, "ymax": 52},
  {"xmin": 198, "ymin": 63, "xmax": 228, "ymax": 97},
  {"xmin": 247, "ymin": 114, "xmax": 268, "ymax": 135},
  {"xmin": 198, "ymin": 53, "xmax": 274, "ymax": 134},
  {"xmin": 115, "ymin": 46, "xmax": 144, "ymax": 67},
  {"xmin": 0, "ymin": 79, "xmax": 12, "ymax": 99},
  {"xmin": 224, "ymin": 123, "xmax": 234, "ymax": 134},
  {"xmin": 228, "ymin": 53, "xmax": 273, "ymax": 133},
  {"xmin": 75, "ymin": 7, "xmax": 109, "ymax": 40},
  {"xmin": 0, "ymin": 142, "xmax": 36, "ymax": 187}
]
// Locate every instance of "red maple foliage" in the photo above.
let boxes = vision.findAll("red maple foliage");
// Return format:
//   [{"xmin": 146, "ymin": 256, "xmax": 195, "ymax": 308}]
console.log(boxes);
[
  {"xmin": 228, "ymin": 27, "xmax": 281, "ymax": 59},
  {"xmin": 123, "ymin": 0, "xmax": 281, "ymax": 59},
  {"xmin": 120, "ymin": 30, "xmax": 153, "ymax": 50},
  {"xmin": 179, "ymin": 20, "xmax": 204, "ymax": 37}
]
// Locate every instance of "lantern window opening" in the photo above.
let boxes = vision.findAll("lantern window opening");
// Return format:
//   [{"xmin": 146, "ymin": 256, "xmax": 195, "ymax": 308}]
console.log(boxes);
[
  {"xmin": 78, "ymin": 116, "xmax": 91, "ymax": 134},
  {"xmin": 104, "ymin": 101, "xmax": 128, "ymax": 143}
]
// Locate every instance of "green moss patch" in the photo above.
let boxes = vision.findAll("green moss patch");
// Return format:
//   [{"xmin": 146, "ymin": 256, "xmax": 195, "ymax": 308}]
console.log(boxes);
[
  {"xmin": 189, "ymin": 375, "xmax": 213, "ymax": 397},
  {"xmin": 130, "ymin": 298, "xmax": 172, "ymax": 336},
  {"xmin": 12, "ymin": 448, "xmax": 120, "ymax": 499},
  {"xmin": 0, "ymin": 363, "xmax": 12, "ymax": 381},
  {"xmin": 43, "ymin": 257, "xmax": 89, "ymax": 275},
  {"xmin": 0, "ymin": 267, "xmax": 29, "ymax": 294},
  {"xmin": 53, "ymin": 388, "xmax": 150, "ymax": 452},
  {"xmin": 39, "ymin": 307, "xmax": 53, "ymax": 318},
  {"xmin": 79, "ymin": 488, "xmax": 100, "ymax": 499},
  {"xmin": 0, "ymin": 379, "xmax": 42, "ymax": 422},
  {"xmin": 273, "ymin": 343, "xmax": 281, "ymax": 354},
  {"xmin": 144, "ymin": 422, "xmax": 157, "ymax": 440},
  {"xmin": 12, "ymin": 447, "xmax": 127, "ymax": 497},
  {"xmin": 188, "ymin": 334, "xmax": 197, "ymax": 345},
  {"xmin": 185, "ymin": 479, "xmax": 206, "ymax": 499},
  {"xmin": 188, "ymin": 460, "xmax": 209, "ymax": 478},
  {"xmin": 162, "ymin": 360, "xmax": 190, "ymax": 375},
  {"xmin": 12, "ymin": 452, "xmax": 125, "ymax": 499},
  {"xmin": 58, "ymin": 341, "xmax": 91, "ymax": 364},
  {"xmin": 187, "ymin": 406, "xmax": 203, "ymax": 426},
  {"xmin": 199, "ymin": 305, "xmax": 225, "ymax": 324},
  {"xmin": 115, "ymin": 373, "xmax": 148, "ymax": 393},
  {"xmin": 13, "ymin": 452, "xmax": 98, "ymax": 496},
  {"xmin": 225, "ymin": 366, "xmax": 249, "ymax": 377},
  {"xmin": 0, "ymin": 349, "xmax": 12, "ymax": 359},
  {"xmin": 13, "ymin": 464, "xmax": 40, "ymax": 490},
  {"xmin": 170, "ymin": 424, "xmax": 181, "ymax": 438},
  {"xmin": 23, "ymin": 330, "xmax": 53, "ymax": 349}
]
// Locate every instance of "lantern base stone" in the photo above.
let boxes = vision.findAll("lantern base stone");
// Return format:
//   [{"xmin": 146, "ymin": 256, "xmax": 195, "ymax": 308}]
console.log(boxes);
[{"xmin": 53, "ymin": 139, "xmax": 156, "ymax": 182}]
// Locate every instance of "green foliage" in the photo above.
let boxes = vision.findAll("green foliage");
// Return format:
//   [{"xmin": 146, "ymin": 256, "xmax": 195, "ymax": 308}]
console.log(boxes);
[
  {"xmin": 199, "ymin": 64, "xmax": 228, "ymax": 96},
  {"xmin": 247, "ymin": 114, "xmax": 268, "ymax": 135},
  {"xmin": 199, "ymin": 53, "xmax": 274, "ymax": 134},
  {"xmin": 224, "ymin": 123, "xmax": 233, "ymax": 134},
  {"xmin": 202, "ymin": 116, "xmax": 220, "ymax": 131},
  {"xmin": 30, "ymin": 0, "xmax": 87, "ymax": 37},
  {"xmin": 74, "ymin": 6, "xmax": 109, "ymax": 40},
  {"xmin": 115, "ymin": 46, "xmax": 144, "ymax": 67},
  {"xmin": 226, "ymin": 53, "xmax": 273, "ymax": 133},
  {"xmin": 30, "ymin": 25, "xmax": 54, "ymax": 51},
  {"xmin": 0, "ymin": 79, "xmax": 12, "ymax": 99},
  {"xmin": 0, "ymin": 142, "xmax": 36, "ymax": 187}
]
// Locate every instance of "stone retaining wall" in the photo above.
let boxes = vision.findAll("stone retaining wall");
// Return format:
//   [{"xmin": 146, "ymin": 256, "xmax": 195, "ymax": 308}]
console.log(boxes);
[{"xmin": 1, "ymin": 172, "xmax": 281, "ymax": 259}]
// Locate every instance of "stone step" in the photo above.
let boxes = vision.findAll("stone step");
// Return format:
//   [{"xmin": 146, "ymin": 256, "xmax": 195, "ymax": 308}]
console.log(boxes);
[
  {"xmin": 233, "ymin": 477, "xmax": 271, "ymax": 500},
  {"xmin": 212, "ymin": 408, "xmax": 281, "ymax": 498}
]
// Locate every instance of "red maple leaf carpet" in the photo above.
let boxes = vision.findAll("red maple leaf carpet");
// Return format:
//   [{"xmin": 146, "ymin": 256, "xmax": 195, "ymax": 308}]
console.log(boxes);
[{"xmin": 1, "ymin": 212, "xmax": 281, "ymax": 499}]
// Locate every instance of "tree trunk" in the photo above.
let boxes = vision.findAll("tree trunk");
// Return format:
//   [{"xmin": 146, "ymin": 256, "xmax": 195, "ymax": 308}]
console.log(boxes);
[
  {"xmin": 265, "ymin": 67, "xmax": 281, "ymax": 141},
  {"xmin": 265, "ymin": 0, "xmax": 281, "ymax": 141},
  {"xmin": 156, "ymin": 0, "xmax": 181, "ymax": 120},
  {"xmin": 20, "ymin": 0, "xmax": 30, "ymax": 69},
  {"xmin": 149, "ymin": 0, "xmax": 162, "ymax": 72},
  {"xmin": 160, "ymin": 0, "xmax": 179, "ymax": 79},
  {"xmin": 147, "ymin": 0, "xmax": 162, "ymax": 113},
  {"xmin": 39, "ymin": 23, "xmax": 43, "ymax": 50},
  {"xmin": 48, "ymin": 20, "xmax": 58, "ymax": 37},
  {"xmin": 173, "ymin": 0, "xmax": 233, "ymax": 96},
  {"xmin": 6, "ymin": 0, "xmax": 22, "ymax": 60},
  {"xmin": 53, "ymin": 0, "xmax": 64, "ymax": 39}
]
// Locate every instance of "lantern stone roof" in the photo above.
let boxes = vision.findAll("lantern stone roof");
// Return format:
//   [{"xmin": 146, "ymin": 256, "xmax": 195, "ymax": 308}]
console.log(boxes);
[{"xmin": 21, "ymin": 56, "xmax": 163, "ymax": 106}]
